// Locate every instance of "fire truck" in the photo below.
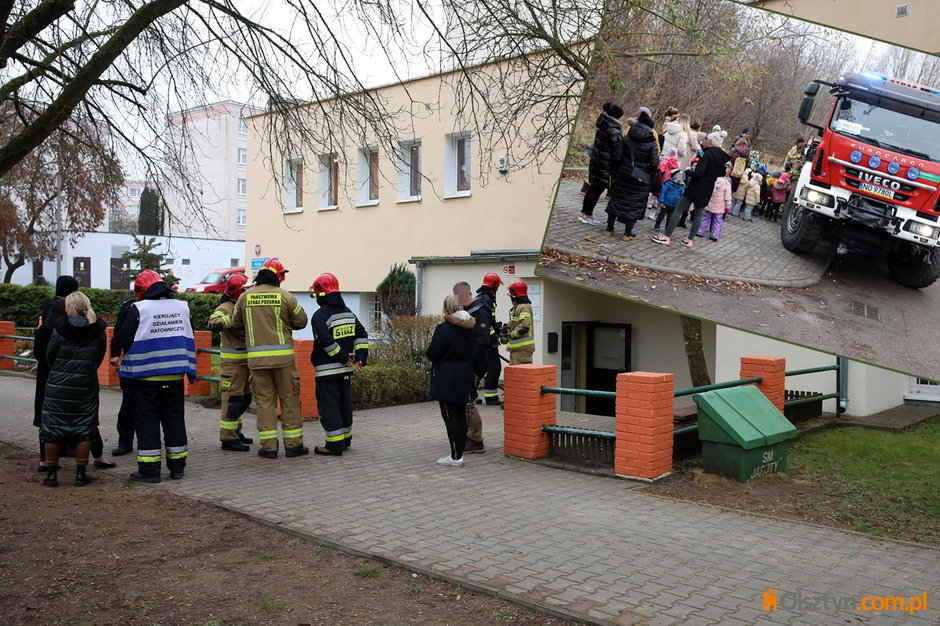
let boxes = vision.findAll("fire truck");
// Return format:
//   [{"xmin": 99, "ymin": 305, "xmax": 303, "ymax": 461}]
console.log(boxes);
[{"xmin": 781, "ymin": 71, "xmax": 940, "ymax": 288}]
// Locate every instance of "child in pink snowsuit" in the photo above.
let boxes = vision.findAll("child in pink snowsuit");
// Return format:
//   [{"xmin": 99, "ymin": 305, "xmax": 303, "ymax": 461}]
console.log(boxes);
[{"xmin": 697, "ymin": 162, "xmax": 733, "ymax": 241}]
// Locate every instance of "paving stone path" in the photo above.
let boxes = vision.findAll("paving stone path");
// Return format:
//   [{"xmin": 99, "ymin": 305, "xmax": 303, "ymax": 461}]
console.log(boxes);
[
  {"xmin": 2, "ymin": 374, "xmax": 937, "ymax": 625},
  {"xmin": 544, "ymin": 179, "xmax": 833, "ymax": 287}
]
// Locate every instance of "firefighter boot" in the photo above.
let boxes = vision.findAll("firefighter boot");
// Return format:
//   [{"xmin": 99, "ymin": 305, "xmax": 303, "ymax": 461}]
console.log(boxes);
[{"xmin": 221, "ymin": 439, "xmax": 250, "ymax": 452}]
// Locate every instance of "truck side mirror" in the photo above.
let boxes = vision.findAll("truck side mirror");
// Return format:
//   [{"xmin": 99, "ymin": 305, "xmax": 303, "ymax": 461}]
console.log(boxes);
[
  {"xmin": 803, "ymin": 82, "xmax": 820, "ymax": 97},
  {"xmin": 798, "ymin": 96, "xmax": 814, "ymax": 123}
]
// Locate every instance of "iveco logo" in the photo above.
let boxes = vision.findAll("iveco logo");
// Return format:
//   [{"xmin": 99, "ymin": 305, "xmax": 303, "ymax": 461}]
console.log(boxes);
[{"xmin": 858, "ymin": 171, "xmax": 902, "ymax": 189}]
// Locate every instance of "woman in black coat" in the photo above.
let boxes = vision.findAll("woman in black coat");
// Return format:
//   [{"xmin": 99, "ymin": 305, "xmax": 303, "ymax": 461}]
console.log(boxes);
[
  {"xmin": 426, "ymin": 295, "xmax": 476, "ymax": 467},
  {"xmin": 580, "ymin": 102, "xmax": 624, "ymax": 224},
  {"xmin": 604, "ymin": 107, "xmax": 660, "ymax": 240},
  {"xmin": 40, "ymin": 292, "xmax": 107, "ymax": 487}
]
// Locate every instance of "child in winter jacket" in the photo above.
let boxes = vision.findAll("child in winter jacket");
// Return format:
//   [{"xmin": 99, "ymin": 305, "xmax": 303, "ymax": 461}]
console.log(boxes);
[
  {"xmin": 655, "ymin": 169, "xmax": 685, "ymax": 230},
  {"xmin": 697, "ymin": 163, "xmax": 733, "ymax": 240},
  {"xmin": 742, "ymin": 172, "xmax": 762, "ymax": 221},
  {"xmin": 767, "ymin": 172, "xmax": 793, "ymax": 221},
  {"xmin": 730, "ymin": 168, "xmax": 748, "ymax": 217}
]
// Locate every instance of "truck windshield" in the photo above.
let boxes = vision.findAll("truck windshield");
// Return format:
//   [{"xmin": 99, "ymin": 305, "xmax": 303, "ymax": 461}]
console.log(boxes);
[
  {"xmin": 829, "ymin": 94, "xmax": 940, "ymax": 162},
  {"xmin": 199, "ymin": 272, "xmax": 223, "ymax": 284}
]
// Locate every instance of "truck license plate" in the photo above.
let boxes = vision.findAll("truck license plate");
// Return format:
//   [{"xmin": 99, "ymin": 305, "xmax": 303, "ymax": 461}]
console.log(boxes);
[{"xmin": 859, "ymin": 181, "xmax": 894, "ymax": 199}]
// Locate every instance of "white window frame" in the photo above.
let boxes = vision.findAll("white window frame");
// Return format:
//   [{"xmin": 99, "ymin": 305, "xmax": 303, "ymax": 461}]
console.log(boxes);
[
  {"xmin": 318, "ymin": 153, "xmax": 339, "ymax": 210},
  {"xmin": 396, "ymin": 140, "xmax": 422, "ymax": 203},
  {"xmin": 356, "ymin": 147, "xmax": 380, "ymax": 207},
  {"xmin": 236, "ymin": 178, "xmax": 247, "ymax": 196},
  {"xmin": 444, "ymin": 132, "xmax": 472, "ymax": 198},
  {"xmin": 238, "ymin": 117, "xmax": 248, "ymax": 135},
  {"xmin": 236, "ymin": 208, "xmax": 246, "ymax": 226},
  {"xmin": 237, "ymin": 147, "xmax": 248, "ymax": 166},
  {"xmin": 128, "ymin": 187, "xmax": 142, "ymax": 198},
  {"xmin": 282, "ymin": 158, "xmax": 304, "ymax": 213}
]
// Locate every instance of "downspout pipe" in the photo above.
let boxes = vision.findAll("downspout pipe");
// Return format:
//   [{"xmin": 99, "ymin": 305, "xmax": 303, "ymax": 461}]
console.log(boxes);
[
  {"xmin": 413, "ymin": 260, "xmax": 424, "ymax": 316},
  {"xmin": 836, "ymin": 356, "xmax": 848, "ymax": 415}
]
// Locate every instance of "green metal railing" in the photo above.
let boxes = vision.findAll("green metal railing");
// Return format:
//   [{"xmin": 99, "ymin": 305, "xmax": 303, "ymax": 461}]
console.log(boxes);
[
  {"xmin": 674, "ymin": 377, "xmax": 762, "ymax": 398},
  {"xmin": 195, "ymin": 347, "xmax": 221, "ymax": 383},
  {"xmin": 1, "ymin": 333, "xmax": 37, "ymax": 364},
  {"xmin": 540, "ymin": 386, "xmax": 614, "ymax": 399},
  {"xmin": 783, "ymin": 363, "xmax": 841, "ymax": 409}
]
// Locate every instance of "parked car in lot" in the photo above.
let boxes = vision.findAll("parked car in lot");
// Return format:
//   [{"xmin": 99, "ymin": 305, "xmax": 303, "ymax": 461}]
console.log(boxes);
[{"xmin": 184, "ymin": 267, "xmax": 246, "ymax": 293}]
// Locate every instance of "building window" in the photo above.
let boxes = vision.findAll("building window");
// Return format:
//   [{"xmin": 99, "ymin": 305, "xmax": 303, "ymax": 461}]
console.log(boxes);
[
  {"xmin": 237, "ymin": 148, "xmax": 247, "ymax": 165},
  {"xmin": 238, "ymin": 117, "xmax": 248, "ymax": 134},
  {"xmin": 371, "ymin": 292, "xmax": 382, "ymax": 326},
  {"xmin": 318, "ymin": 153, "xmax": 339, "ymax": 209},
  {"xmin": 237, "ymin": 208, "xmax": 246, "ymax": 225},
  {"xmin": 128, "ymin": 187, "xmax": 142, "ymax": 198},
  {"xmin": 283, "ymin": 158, "xmax": 304, "ymax": 212},
  {"xmin": 397, "ymin": 140, "xmax": 421, "ymax": 202},
  {"xmin": 236, "ymin": 178, "xmax": 247, "ymax": 196},
  {"xmin": 356, "ymin": 147, "xmax": 380, "ymax": 206},
  {"xmin": 181, "ymin": 259, "xmax": 190, "ymax": 266},
  {"xmin": 231, "ymin": 258, "xmax": 240, "ymax": 267},
  {"xmin": 445, "ymin": 132, "xmax": 472, "ymax": 197}
]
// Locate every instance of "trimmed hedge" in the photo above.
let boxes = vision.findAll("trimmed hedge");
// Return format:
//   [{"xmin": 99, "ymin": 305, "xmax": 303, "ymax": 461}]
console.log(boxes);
[
  {"xmin": 352, "ymin": 361, "xmax": 431, "ymax": 410},
  {"xmin": 0, "ymin": 283, "xmax": 219, "ymax": 331}
]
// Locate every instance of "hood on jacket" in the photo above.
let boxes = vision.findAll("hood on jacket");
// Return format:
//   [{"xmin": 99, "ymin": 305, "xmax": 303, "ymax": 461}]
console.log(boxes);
[
  {"xmin": 141, "ymin": 281, "xmax": 174, "ymax": 300},
  {"xmin": 596, "ymin": 113, "xmax": 622, "ymax": 134},
  {"xmin": 665, "ymin": 120, "xmax": 683, "ymax": 135},
  {"xmin": 627, "ymin": 123, "xmax": 654, "ymax": 144},
  {"xmin": 445, "ymin": 310, "xmax": 475, "ymax": 330},
  {"xmin": 53, "ymin": 316, "xmax": 104, "ymax": 347}
]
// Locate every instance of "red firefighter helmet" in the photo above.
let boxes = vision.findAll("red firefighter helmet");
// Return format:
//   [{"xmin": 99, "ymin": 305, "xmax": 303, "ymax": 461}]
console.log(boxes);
[
  {"xmin": 310, "ymin": 272, "xmax": 340, "ymax": 297},
  {"xmin": 481, "ymin": 272, "xmax": 502, "ymax": 291},
  {"xmin": 133, "ymin": 269, "xmax": 163, "ymax": 299},
  {"xmin": 224, "ymin": 272, "xmax": 249, "ymax": 300},
  {"xmin": 260, "ymin": 258, "xmax": 288, "ymax": 282},
  {"xmin": 508, "ymin": 279, "xmax": 528, "ymax": 298}
]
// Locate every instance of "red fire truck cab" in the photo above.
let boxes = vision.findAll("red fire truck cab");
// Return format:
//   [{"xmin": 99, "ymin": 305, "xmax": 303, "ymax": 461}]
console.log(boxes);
[{"xmin": 781, "ymin": 71, "xmax": 940, "ymax": 288}]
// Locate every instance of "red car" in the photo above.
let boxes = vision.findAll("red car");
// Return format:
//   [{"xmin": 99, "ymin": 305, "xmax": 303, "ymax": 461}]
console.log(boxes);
[{"xmin": 184, "ymin": 267, "xmax": 245, "ymax": 294}]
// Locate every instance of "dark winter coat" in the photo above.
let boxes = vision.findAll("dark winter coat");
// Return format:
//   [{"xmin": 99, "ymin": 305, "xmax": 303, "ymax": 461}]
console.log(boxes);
[
  {"xmin": 426, "ymin": 311, "xmax": 476, "ymax": 404},
  {"xmin": 588, "ymin": 113, "xmax": 623, "ymax": 185},
  {"xmin": 684, "ymin": 146, "xmax": 731, "ymax": 206},
  {"xmin": 33, "ymin": 297, "xmax": 67, "ymax": 427},
  {"xmin": 466, "ymin": 288, "xmax": 498, "ymax": 377},
  {"xmin": 40, "ymin": 317, "xmax": 107, "ymax": 442},
  {"xmin": 606, "ymin": 123, "xmax": 660, "ymax": 223}
]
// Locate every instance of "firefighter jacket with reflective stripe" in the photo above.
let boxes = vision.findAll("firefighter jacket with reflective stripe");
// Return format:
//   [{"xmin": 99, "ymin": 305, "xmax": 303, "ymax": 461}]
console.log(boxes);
[
  {"xmin": 207, "ymin": 298, "xmax": 247, "ymax": 362},
  {"xmin": 310, "ymin": 293, "xmax": 369, "ymax": 378},
  {"xmin": 231, "ymin": 284, "xmax": 308, "ymax": 370},
  {"xmin": 119, "ymin": 298, "xmax": 196, "ymax": 381},
  {"xmin": 507, "ymin": 298, "xmax": 534, "ymax": 353},
  {"xmin": 466, "ymin": 288, "xmax": 498, "ymax": 376}
]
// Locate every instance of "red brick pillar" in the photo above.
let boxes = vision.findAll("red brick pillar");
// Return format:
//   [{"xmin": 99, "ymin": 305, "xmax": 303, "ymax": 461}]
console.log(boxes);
[
  {"xmin": 0, "ymin": 321, "xmax": 14, "ymax": 370},
  {"xmin": 185, "ymin": 330, "xmax": 212, "ymax": 397},
  {"xmin": 615, "ymin": 372, "xmax": 674, "ymax": 481},
  {"xmin": 503, "ymin": 364, "xmax": 557, "ymax": 459},
  {"xmin": 740, "ymin": 356, "xmax": 786, "ymax": 412},
  {"xmin": 97, "ymin": 326, "xmax": 121, "ymax": 386},
  {"xmin": 294, "ymin": 339, "xmax": 318, "ymax": 419}
]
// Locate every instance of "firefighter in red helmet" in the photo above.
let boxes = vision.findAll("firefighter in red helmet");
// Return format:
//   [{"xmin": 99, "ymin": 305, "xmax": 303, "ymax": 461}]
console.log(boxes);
[
  {"xmin": 230, "ymin": 258, "xmax": 309, "ymax": 459},
  {"xmin": 505, "ymin": 280, "xmax": 534, "ymax": 365},
  {"xmin": 463, "ymin": 272, "xmax": 503, "ymax": 452},
  {"xmin": 309, "ymin": 272, "xmax": 369, "ymax": 455},
  {"xmin": 110, "ymin": 269, "xmax": 196, "ymax": 482},
  {"xmin": 207, "ymin": 272, "xmax": 253, "ymax": 451}
]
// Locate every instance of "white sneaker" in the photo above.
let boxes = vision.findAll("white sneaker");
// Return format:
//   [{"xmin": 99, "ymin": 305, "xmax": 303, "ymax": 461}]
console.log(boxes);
[
  {"xmin": 436, "ymin": 456, "xmax": 464, "ymax": 467},
  {"xmin": 578, "ymin": 214, "xmax": 600, "ymax": 225}
]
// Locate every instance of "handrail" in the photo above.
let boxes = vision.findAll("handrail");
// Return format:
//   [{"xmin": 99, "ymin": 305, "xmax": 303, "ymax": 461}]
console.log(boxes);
[
  {"xmin": 1, "ymin": 335, "xmax": 36, "ymax": 341},
  {"xmin": 196, "ymin": 348, "xmax": 221, "ymax": 355},
  {"xmin": 0, "ymin": 354, "xmax": 37, "ymax": 363},
  {"xmin": 673, "ymin": 377, "xmax": 762, "ymax": 398},
  {"xmin": 785, "ymin": 392, "xmax": 839, "ymax": 407},
  {"xmin": 195, "ymin": 375, "xmax": 220, "ymax": 383},
  {"xmin": 785, "ymin": 365, "xmax": 838, "ymax": 376},
  {"xmin": 540, "ymin": 386, "xmax": 615, "ymax": 399}
]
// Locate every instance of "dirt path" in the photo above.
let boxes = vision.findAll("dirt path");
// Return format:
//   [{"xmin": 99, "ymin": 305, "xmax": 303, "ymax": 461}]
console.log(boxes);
[{"xmin": 0, "ymin": 442, "xmax": 571, "ymax": 626}]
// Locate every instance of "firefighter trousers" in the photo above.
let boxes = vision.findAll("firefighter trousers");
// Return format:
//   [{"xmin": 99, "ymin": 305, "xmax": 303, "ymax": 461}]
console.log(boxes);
[
  {"xmin": 116, "ymin": 377, "xmax": 136, "ymax": 450},
  {"xmin": 130, "ymin": 378, "xmax": 187, "ymax": 477},
  {"xmin": 483, "ymin": 348, "xmax": 502, "ymax": 402},
  {"xmin": 219, "ymin": 360, "xmax": 251, "ymax": 442},
  {"xmin": 251, "ymin": 365, "xmax": 302, "ymax": 452},
  {"xmin": 315, "ymin": 374, "xmax": 353, "ymax": 453},
  {"xmin": 509, "ymin": 348, "xmax": 533, "ymax": 365}
]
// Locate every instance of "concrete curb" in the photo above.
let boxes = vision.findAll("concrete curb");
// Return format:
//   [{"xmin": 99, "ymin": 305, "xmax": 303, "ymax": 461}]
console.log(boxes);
[
  {"xmin": 195, "ymin": 498, "xmax": 618, "ymax": 626},
  {"xmin": 551, "ymin": 245, "xmax": 825, "ymax": 289}
]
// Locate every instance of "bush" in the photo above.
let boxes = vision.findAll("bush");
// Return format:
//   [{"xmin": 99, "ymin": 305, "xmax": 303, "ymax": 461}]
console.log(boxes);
[
  {"xmin": 0, "ymin": 283, "xmax": 219, "ymax": 331},
  {"xmin": 350, "ymin": 315, "xmax": 439, "ymax": 410}
]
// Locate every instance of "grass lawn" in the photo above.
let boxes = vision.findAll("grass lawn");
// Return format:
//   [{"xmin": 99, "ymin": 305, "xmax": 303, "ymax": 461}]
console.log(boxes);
[{"xmin": 788, "ymin": 417, "xmax": 940, "ymax": 544}]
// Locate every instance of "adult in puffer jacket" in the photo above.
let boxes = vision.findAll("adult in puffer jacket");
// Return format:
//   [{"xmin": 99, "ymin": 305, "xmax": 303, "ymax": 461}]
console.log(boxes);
[
  {"xmin": 661, "ymin": 116, "xmax": 690, "ymax": 167},
  {"xmin": 427, "ymin": 295, "xmax": 477, "ymax": 467},
  {"xmin": 40, "ymin": 291, "xmax": 106, "ymax": 487},
  {"xmin": 581, "ymin": 102, "xmax": 624, "ymax": 224},
  {"xmin": 604, "ymin": 107, "xmax": 660, "ymax": 240}
]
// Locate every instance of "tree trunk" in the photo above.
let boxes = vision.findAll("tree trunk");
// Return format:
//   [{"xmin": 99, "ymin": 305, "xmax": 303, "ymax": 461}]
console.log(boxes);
[
  {"xmin": 2, "ymin": 256, "xmax": 24, "ymax": 283},
  {"xmin": 680, "ymin": 315, "xmax": 711, "ymax": 387}
]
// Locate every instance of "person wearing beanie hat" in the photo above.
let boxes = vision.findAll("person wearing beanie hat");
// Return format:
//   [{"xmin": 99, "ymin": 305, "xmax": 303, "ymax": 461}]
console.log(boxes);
[
  {"xmin": 54, "ymin": 275, "xmax": 79, "ymax": 298},
  {"xmin": 696, "ymin": 161, "xmax": 733, "ymax": 241},
  {"xmin": 706, "ymin": 128, "xmax": 727, "ymax": 150},
  {"xmin": 767, "ymin": 170, "xmax": 793, "ymax": 221},
  {"xmin": 580, "ymin": 102, "xmax": 625, "ymax": 225},
  {"xmin": 742, "ymin": 171, "xmax": 763, "ymax": 221}
]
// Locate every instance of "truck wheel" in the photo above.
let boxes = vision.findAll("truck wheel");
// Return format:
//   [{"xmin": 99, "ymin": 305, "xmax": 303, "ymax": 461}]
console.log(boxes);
[
  {"xmin": 780, "ymin": 199, "xmax": 823, "ymax": 254},
  {"xmin": 887, "ymin": 246, "xmax": 940, "ymax": 289}
]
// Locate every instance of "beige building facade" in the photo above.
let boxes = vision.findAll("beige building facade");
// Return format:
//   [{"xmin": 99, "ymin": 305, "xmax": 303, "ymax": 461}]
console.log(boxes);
[{"xmin": 744, "ymin": 0, "xmax": 940, "ymax": 54}]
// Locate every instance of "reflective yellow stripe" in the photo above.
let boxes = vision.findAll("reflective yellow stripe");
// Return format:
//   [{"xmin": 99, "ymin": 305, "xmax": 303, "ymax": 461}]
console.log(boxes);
[
  {"xmin": 282, "ymin": 428, "xmax": 303, "ymax": 438},
  {"xmin": 275, "ymin": 305, "xmax": 284, "ymax": 345},
  {"xmin": 325, "ymin": 433, "xmax": 346, "ymax": 442},
  {"xmin": 326, "ymin": 344, "xmax": 342, "ymax": 357},
  {"xmin": 220, "ymin": 420, "xmax": 239, "ymax": 430},
  {"xmin": 246, "ymin": 307, "xmax": 255, "ymax": 345},
  {"xmin": 343, "ymin": 431, "xmax": 352, "ymax": 439},
  {"xmin": 258, "ymin": 430, "xmax": 278, "ymax": 440},
  {"xmin": 353, "ymin": 341, "xmax": 368, "ymax": 350},
  {"xmin": 484, "ymin": 391, "xmax": 499, "ymax": 398},
  {"xmin": 247, "ymin": 349, "xmax": 295, "ymax": 358},
  {"xmin": 221, "ymin": 353, "xmax": 248, "ymax": 361},
  {"xmin": 137, "ymin": 455, "xmax": 161, "ymax": 463},
  {"xmin": 293, "ymin": 303, "xmax": 303, "ymax": 314},
  {"xmin": 167, "ymin": 451, "xmax": 188, "ymax": 460},
  {"xmin": 142, "ymin": 374, "xmax": 184, "ymax": 381},
  {"xmin": 489, "ymin": 328, "xmax": 495, "ymax": 335},
  {"xmin": 508, "ymin": 338, "xmax": 535, "ymax": 348}
]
